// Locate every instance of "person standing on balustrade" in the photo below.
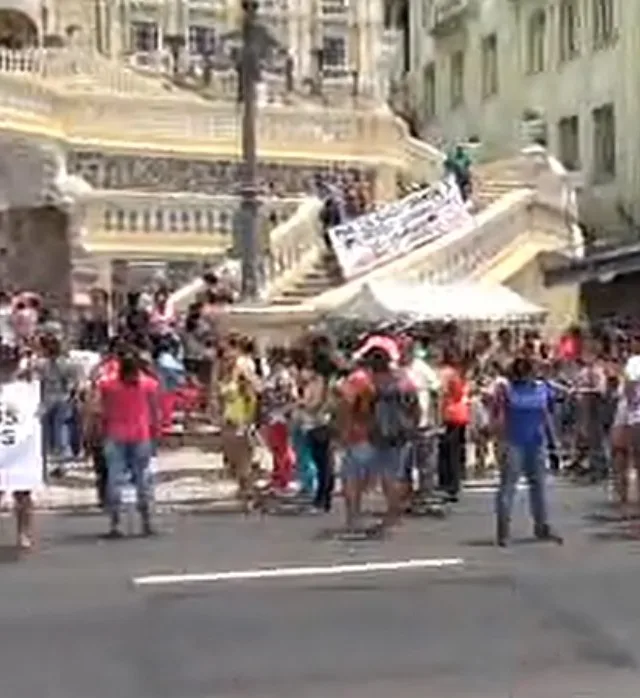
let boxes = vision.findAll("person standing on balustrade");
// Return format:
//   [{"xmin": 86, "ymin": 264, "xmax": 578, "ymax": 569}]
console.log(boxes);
[{"xmin": 444, "ymin": 145, "xmax": 472, "ymax": 201}]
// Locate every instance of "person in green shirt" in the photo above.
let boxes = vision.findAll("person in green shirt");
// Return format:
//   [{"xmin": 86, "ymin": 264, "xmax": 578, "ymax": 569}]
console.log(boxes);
[{"xmin": 444, "ymin": 145, "xmax": 472, "ymax": 201}]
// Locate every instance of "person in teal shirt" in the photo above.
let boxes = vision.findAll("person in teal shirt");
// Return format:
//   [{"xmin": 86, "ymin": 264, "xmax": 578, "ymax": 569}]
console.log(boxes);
[{"xmin": 444, "ymin": 145, "xmax": 472, "ymax": 201}]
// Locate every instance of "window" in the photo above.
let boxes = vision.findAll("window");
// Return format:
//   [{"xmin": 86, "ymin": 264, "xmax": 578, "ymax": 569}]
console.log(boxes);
[
  {"xmin": 188, "ymin": 26, "xmax": 216, "ymax": 55},
  {"xmin": 423, "ymin": 62, "xmax": 436, "ymax": 119},
  {"xmin": 593, "ymin": 0, "xmax": 614, "ymax": 48},
  {"xmin": 481, "ymin": 33, "xmax": 498, "ymax": 98},
  {"xmin": 558, "ymin": 115, "xmax": 580, "ymax": 170},
  {"xmin": 559, "ymin": 0, "xmax": 579, "ymax": 62},
  {"xmin": 450, "ymin": 50, "xmax": 464, "ymax": 108},
  {"xmin": 526, "ymin": 9, "xmax": 546, "ymax": 74},
  {"xmin": 321, "ymin": 0, "xmax": 348, "ymax": 14},
  {"xmin": 592, "ymin": 103, "xmax": 616, "ymax": 181},
  {"xmin": 130, "ymin": 21, "xmax": 158, "ymax": 52},
  {"xmin": 322, "ymin": 33, "xmax": 347, "ymax": 73}
]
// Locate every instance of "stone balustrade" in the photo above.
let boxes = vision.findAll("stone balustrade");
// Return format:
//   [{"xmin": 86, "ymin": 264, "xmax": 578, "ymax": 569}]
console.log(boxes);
[
  {"xmin": 86, "ymin": 191, "xmax": 301, "ymax": 239},
  {"xmin": 0, "ymin": 48, "xmax": 171, "ymax": 95},
  {"xmin": 413, "ymin": 192, "xmax": 533, "ymax": 284},
  {"xmin": 0, "ymin": 47, "xmax": 43, "ymax": 74},
  {"xmin": 169, "ymin": 195, "xmax": 322, "ymax": 308},
  {"xmin": 131, "ymin": 50, "xmax": 292, "ymax": 104},
  {"xmin": 0, "ymin": 49, "xmax": 444, "ymax": 180},
  {"xmin": 0, "ymin": 72, "xmax": 55, "ymax": 122},
  {"xmin": 263, "ymin": 197, "xmax": 324, "ymax": 295},
  {"xmin": 394, "ymin": 116, "xmax": 445, "ymax": 185},
  {"xmin": 0, "ymin": 50, "xmax": 416, "ymax": 165},
  {"xmin": 478, "ymin": 145, "xmax": 584, "ymax": 257}
]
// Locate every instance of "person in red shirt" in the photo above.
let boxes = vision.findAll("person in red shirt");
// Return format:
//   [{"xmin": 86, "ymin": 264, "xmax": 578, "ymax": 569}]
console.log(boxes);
[
  {"xmin": 438, "ymin": 347, "xmax": 470, "ymax": 502},
  {"xmin": 97, "ymin": 349, "xmax": 159, "ymax": 537}
]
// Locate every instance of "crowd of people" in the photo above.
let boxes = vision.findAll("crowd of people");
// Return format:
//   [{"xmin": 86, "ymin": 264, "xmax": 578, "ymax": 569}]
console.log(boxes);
[{"xmin": 3, "ymin": 270, "xmax": 640, "ymax": 553}]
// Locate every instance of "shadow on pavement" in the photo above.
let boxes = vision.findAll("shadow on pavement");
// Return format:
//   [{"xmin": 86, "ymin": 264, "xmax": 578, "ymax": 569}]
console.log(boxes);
[
  {"xmin": 0, "ymin": 545, "xmax": 21, "ymax": 564},
  {"xmin": 584, "ymin": 511, "xmax": 640, "ymax": 524},
  {"xmin": 57, "ymin": 509, "xmax": 103, "ymax": 519},
  {"xmin": 463, "ymin": 536, "xmax": 541, "ymax": 548},
  {"xmin": 589, "ymin": 528, "xmax": 640, "ymax": 543},
  {"xmin": 47, "ymin": 530, "xmax": 169, "ymax": 547},
  {"xmin": 312, "ymin": 525, "xmax": 384, "ymax": 542}
]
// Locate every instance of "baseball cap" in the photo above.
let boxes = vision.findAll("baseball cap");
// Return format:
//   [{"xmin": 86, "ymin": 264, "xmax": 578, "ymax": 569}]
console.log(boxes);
[{"xmin": 353, "ymin": 335, "xmax": 400, "ymax": 365}]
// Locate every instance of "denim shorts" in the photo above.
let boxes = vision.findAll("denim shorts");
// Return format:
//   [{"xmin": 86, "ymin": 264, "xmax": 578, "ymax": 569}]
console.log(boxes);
[{"xmin": 341, "ymin": 442, "xmax": 405, "ymax": 482}]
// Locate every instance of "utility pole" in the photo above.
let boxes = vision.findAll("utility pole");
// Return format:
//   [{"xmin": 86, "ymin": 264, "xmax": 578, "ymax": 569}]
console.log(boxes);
[{"xmin": 238, "ymin": 0, "xmax": 260, "ymax": 301}]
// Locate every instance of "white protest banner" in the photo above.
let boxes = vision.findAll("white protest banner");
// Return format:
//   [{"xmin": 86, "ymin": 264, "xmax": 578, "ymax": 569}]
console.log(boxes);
[
  {"xmin": 328, "ymin": 179, "xmax": 473, "ymax": 280},
  {"xmin": 0, "ymin": 380, "xmax": 43, "ymax": 492}
]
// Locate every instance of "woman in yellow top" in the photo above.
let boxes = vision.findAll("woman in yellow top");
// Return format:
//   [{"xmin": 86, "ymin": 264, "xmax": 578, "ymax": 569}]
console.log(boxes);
[{"xmin": 219, "ymin": 347, "xmax": 260, "ymax": 512}]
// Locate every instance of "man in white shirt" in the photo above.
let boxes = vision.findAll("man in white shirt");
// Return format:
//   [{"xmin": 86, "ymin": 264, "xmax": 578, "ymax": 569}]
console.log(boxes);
[
  {"xmin": 611, "ymin": 347, "xmax": 640, "ymax": 506},
  {"xmin": 401, "ymin": 340, "xmax": 440, "ymax": 499}
]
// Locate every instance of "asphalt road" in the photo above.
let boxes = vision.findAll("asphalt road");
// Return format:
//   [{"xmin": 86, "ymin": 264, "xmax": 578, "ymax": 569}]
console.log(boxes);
[{"xmin": 2, "ymin": 485, "xmax": 640, "ymax": 697}]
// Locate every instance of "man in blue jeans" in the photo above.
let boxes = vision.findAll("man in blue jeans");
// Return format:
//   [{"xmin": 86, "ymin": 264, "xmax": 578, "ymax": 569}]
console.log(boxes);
[
  {"xmin": 36, "ymin": 328, "xmax": 79, "ymax": 475},
  {"xmin": 494, "ymin": 356, "xmax": 562, "ymax": 547}
]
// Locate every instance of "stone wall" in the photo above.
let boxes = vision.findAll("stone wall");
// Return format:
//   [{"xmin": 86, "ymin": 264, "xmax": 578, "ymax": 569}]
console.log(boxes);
[
  {"xmin": 503, "ymin": 250, "xmax": 580, "ymax": 338},
  {"xmin": 0, "ymin": 206, "xmax": 72, "ymax": 317}
]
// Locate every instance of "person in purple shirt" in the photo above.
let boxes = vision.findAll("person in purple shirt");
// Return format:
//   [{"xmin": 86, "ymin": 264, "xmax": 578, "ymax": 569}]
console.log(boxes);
[{"xmin": 494, "ymin": 356, "xmax": 563, "ymax": 547}]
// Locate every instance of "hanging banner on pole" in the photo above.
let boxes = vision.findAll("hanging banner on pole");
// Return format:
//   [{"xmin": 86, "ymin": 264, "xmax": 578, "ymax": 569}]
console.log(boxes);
[{"xmin": 0, "ymin": 380, "xmax": 43, "ymax": 492}]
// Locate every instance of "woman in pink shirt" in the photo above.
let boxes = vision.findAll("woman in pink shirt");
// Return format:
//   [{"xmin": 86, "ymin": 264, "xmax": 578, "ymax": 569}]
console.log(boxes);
[{"xmin": 97, "ymin": 350, "xmax": 159, "ymax": 538}]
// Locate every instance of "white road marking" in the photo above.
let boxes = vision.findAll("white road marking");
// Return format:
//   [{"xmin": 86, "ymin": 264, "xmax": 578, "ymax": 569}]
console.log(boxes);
[
  {"xmin": 132, "ymin": 557, "xmax": 465, "ymax": 588},
  {"xmin": 464, "ymin": 484, "xmax": 527, "ymax": 494},
  {"xmin": 465, "ymin": 479, "xmax": 565, "ymax": 494}
]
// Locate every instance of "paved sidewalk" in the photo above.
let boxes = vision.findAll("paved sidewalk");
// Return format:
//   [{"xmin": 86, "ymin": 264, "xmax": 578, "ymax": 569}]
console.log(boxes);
[
  {"xmin": 30, "ymin": 450, "xmax": 577, "ymax": 511},
  {"xmin": 35, "ymin": 448, "xmax": 267, "ymax": 510}
]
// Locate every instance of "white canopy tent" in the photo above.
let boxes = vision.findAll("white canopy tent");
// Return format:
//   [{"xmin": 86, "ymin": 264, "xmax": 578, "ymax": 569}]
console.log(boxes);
[
  {"xmin": 410, "ymin": 281, "xmax": 547, "ymax": 323},
  {"xmin": 323, "ymin": 280, "xmax": 546, "ymax": 325},
  {"xmin": 320, "ymin": 281, "xmax": 422, "ymax": 324}
]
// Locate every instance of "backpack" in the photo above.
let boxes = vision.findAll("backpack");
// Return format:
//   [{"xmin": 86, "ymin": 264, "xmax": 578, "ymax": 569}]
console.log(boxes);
[{"xmin": 369, "ymin": 373, "xmax": 418, "ymax": 448}]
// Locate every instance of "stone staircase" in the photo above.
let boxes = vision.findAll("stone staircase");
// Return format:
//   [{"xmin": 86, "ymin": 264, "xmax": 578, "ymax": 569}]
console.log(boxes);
[
  {"xmin": 473, "ymin": 178, "xmax": 527, "ymax": 210},
  {"xmin": 269, "ymin": 248, "xmax": 343, "ymax": 305},
  {"xmin": 266, "ymin": 170, "xmax": 530, "ymax": 305}
]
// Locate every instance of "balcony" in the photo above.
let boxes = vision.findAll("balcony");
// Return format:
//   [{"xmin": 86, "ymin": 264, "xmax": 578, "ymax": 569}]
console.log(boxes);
[{"xmin": 427, "ymin": 0, "xmax": 474, "ymax": 37}]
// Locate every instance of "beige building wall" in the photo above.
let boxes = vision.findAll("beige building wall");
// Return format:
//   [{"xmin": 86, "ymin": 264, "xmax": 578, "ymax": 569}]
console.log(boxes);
[{"xmin": 408, "ymin": 0, "xmax": 640, "ymax": 232}]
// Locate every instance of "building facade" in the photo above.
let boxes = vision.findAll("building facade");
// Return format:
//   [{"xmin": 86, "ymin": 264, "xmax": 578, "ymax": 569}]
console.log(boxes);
[
  {"xmin": 408, "ymin": 0, "xmax": 640, "ymax": 233},
  {"xmin": 0, "ymin": 0, "xmax": 420, "ymax": 311},
  {"xmin": 13, "ymin": 0, "xmax": 390, "ymax": 99}
]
